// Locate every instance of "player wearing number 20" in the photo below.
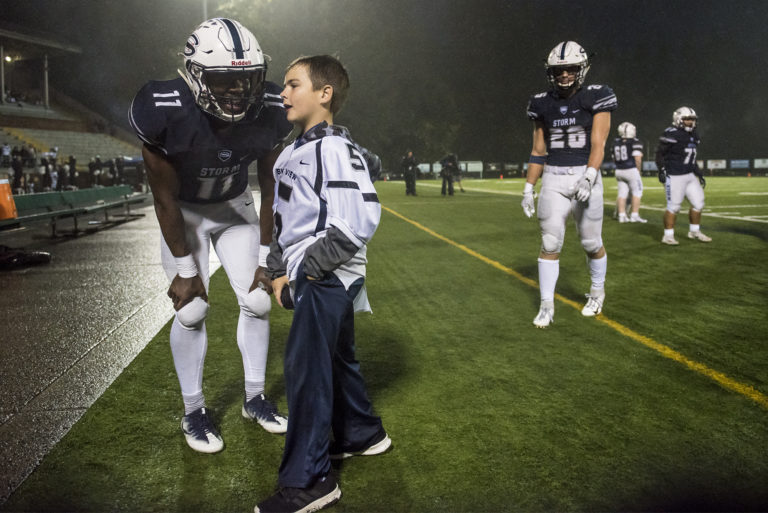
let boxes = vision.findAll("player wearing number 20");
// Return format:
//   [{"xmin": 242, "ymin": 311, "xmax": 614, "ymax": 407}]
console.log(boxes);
[
  {"xmin": 129, "ymin": 18, "xmax": 291, "ymax": 453},
  {"xmin": 521, "ymin": 41, "xmax": 617, "ymax": 328}
]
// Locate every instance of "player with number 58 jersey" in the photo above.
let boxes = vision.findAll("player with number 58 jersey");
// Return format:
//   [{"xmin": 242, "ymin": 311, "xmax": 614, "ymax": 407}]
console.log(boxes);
[{"xmin": 520, "ymin": 41, "xmax": 616, "ymax": 329}]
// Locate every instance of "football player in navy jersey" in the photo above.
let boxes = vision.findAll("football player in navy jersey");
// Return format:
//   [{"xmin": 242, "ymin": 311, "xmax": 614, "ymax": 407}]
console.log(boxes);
[
  {"xmin": 129, "ymin": 18, "xmax": 291, "ymax": 454},
  {"xmin": 655, "ymin": 107, "xmax": 711, "ymax": 245},
  {"xmin": 521, "ymin": 41, "xmax": 617, "ymax": 328},
  {"xmin": 612, "ymin": 122, "xmax": 647, "ymax": 223}
]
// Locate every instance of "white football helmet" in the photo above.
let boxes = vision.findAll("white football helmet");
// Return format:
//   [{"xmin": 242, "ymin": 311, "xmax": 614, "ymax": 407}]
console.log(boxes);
[
  {"xmin": 180, "ymin": 18, "xmax": 267, "ymax": 122},
  {"xmin": 673, "ymin": 107, "xmax": 697, "ymax": 132},
  {"xmin": 546, "ymin": 41, "xmax": 590, "ymax": 91},
  {"xmin": 618, "ymin": 122, "xmax": 636, "ymax": 139}
]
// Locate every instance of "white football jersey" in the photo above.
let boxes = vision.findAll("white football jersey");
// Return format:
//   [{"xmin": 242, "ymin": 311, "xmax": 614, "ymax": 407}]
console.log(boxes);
[{"xmin": 272, "ymin": 125, "xmax": 381, "ymax": 286}]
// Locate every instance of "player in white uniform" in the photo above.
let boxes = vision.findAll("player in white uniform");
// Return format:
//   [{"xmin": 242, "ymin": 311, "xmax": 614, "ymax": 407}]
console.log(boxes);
[
  {"xmin": 655, "ymin": 107, "xmax": 711, "ymax": 245},
  {"xmin": 129, "ymin": 18, "xmax": 290, "ymax": 454},
  {"xmin": 612, "ymin": 122, "xmax": 647, "ymax": 223},
  {"xmin": 521, "ymin": 41, "xmax": 617, "ymax": 328}
]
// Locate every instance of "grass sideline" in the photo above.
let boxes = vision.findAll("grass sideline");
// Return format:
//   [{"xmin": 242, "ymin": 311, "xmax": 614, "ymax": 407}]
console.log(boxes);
[{"xmin": 3, "ymin": 177, "xmax": 768, "ymax": 512}]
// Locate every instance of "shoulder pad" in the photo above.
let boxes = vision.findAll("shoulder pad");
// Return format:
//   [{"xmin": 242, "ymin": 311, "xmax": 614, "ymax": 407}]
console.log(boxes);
[
  {"xmin": 129, "ymin": 78, "xmax": 193, "ymax": 152},
  {"xmin": 585, "ymin": 84, "xmax": 617, "ymax": 112},
  {"xmin": 263, "ymin": 81, "xmax": 284, "ymax": 109}
]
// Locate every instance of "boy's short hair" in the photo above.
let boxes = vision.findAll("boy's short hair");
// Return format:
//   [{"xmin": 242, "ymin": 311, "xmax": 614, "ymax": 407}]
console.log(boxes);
[{"xmin": 287, "ymin": 55, "xmax": 350, "ymax": 114}]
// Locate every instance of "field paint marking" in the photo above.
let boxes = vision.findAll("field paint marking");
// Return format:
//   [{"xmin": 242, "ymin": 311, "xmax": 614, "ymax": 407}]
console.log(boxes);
[
  {"xmin": 415, "ymin": 183, "xmax": 768, "ymax": 223},
  {"xmin": 382, "ymin": 204, "xmax": 768, "ymax": 410}
]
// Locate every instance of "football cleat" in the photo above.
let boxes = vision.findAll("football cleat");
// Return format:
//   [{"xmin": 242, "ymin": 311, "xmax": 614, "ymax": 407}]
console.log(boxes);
[
  {"xmin": 661, "ymin": 234, "xmax": 679, "ymax": 245},
  {"xmin": 630, "ymin": 214, "xmax": 647, "ymax": 223},
  {"xmin": 242, "ymin": 394, "xmax": 288, "ymax": 434},
  {"xmin": 687, "ymin": 231, "xmax": 712, "ymax": 242},
  {"xmin": 582, "ymin": 292, "xmax": 604, "ymax": 317},
  {"xmin": 255, "ymin": 474, "xmax": 341, "ymax": 513},
  {"xmin": 533, "ymin": 301, "xmax": 554, "ymax": 328},
  {"xmin": 181, "ymin": 407, "xmax": 224, "ymax": 453},
  {"xmin": 330, "ymin": 431, "xmax": 392, "ymax": 460}
]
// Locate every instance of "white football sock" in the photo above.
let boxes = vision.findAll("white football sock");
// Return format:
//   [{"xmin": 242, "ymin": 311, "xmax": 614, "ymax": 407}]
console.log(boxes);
[
  {"xmin": 170, "ymin": 317, "xmax": 207, "ymax": 414},
  {"xmin": 689, "ymin": 224, "xmax": 700, "ymax": 232},
  {"xmin": 588, "ymin": 254, "xmax": 607, "ymax": 293},
  {"xmin": 237, "ymin": 310, "xmax": 270, "ymax": 398},
  {"xmin": 538, "ymin": 258, "xmax": 559, "ymax": 303}
]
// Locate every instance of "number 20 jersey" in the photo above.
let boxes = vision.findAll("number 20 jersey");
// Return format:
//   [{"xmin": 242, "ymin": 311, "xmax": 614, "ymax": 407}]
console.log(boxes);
[
  {"xmin": 526, "ymin": 85, "xmax": 618, "ymax": 167},
  {"xmin": 129, "ymin": 77, "xmax": 292, "ymax": 203}
]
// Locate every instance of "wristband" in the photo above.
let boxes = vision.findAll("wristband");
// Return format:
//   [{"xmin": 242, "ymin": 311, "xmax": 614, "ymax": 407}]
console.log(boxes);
[
  {"xmin": 529, "ymin": 154, "xmax": 547, "ymax": 165},
  {"xmin": 258, "ymin": 244, "xmax": 270, "ymax": 268},
  {"xmin": 175, "ymin": 254, "xmax": 198, "ymax": 278},
  {"xmin": 524, "ymin": 182, "xmax": 534, "ymax": 194}
]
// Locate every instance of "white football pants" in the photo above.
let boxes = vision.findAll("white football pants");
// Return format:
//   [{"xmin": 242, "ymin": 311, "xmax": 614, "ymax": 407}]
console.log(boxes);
[{"xmin": 161, "ymin": 187, "xmax": 270, "ymax": 402}]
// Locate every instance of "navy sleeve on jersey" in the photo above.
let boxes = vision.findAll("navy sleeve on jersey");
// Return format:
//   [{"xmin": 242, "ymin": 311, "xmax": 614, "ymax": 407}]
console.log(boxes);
[
  {"xmin": 526, "ymin": 92, "xmax": 548, "ymax": 121},
  {"xmin": 584, "ymin": 84, "xmax": 618, "ymax": 113}
]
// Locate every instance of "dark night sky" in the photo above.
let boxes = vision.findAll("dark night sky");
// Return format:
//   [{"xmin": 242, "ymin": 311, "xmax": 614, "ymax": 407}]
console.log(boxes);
[{"xmin": 2, "ymin": 0, "xmax": 767, "ymax": 168}]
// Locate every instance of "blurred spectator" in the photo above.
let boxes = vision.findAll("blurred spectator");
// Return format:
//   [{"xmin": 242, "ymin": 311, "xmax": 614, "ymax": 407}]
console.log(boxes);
[
  {"xmin": 68, "ymin": 155, "xmax": 77, "ymax": 188},
  {"xmin": 107, "ymin": 158, "xmax": 116, "ymax": 185},
  {"xmin": 11, "ymin": 155, "xmax": 24, "ymax": 193},
  {"xmin": 88, "ymin": 157, "xmax": 97, "ymax": 187},
  {"xmin": 115, "ymin": 156, "xmax": 124, "ymax": 184},
  {"xmin": 401, "ymin": 150, "xmax": 418, "ymax": 196},
  {"xmin": 1, "ymin": 142, "xmax": 10, "ymax": 168}
]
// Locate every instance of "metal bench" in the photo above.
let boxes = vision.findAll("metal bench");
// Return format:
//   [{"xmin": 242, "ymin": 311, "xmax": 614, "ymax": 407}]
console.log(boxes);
[{"xmin": 0, "ymin": 186, "xmax": 149, "ymax": 236}]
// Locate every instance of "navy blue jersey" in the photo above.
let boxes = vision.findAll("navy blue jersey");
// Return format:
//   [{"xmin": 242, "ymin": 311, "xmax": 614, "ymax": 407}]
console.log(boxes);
[
  {"xmin": 612, "ymin": 137, "xmax": 643, "ymax": 169},
  {"xmin": 129, "ymin": 78, "xmax": 292, "ymax": 203},
  {"xmin": 527, "ymin": 85, "xmax": 617, "ymax": 167},
  {"xmin": 656, "ymin": 126, "xmax": 700, "ymax": 175}
]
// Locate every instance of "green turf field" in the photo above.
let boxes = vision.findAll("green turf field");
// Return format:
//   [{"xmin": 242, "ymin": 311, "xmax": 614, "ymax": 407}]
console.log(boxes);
[{"xmin": 4, "ymin": 177, "xmax": 768, "ymax": 512}]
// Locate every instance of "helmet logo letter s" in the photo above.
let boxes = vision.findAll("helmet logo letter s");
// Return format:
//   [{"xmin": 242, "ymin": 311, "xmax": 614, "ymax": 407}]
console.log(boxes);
[{"xmin": 184, "ymin": 34, "xmax": 199, "ymax": 57}]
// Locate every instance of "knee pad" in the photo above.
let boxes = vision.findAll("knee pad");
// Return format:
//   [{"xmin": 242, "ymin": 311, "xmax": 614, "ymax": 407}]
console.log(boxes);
[
  {"xmin": 177, "ymin": 297, "xmax": 209, "ymax": 329},
  {"xmin": 666, "ymin": 203, "xmax": 682, "ymax": 214},
  {"xmin": 581, "ymin": 237, "xmax": 602, "ymax": 254},
  {"xmin": 241, "ymin": 287, "xmax": 272, "ymax": 318},
  {"xmin": 541, "ymin": 232, "xmax": 563, "ymax": 254}
]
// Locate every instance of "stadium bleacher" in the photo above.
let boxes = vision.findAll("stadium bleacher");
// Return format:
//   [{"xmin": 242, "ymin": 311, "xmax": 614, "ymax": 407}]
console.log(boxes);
[{"xmin": 1, "ymin": 126, "xmax": 141, "ymax": 165}]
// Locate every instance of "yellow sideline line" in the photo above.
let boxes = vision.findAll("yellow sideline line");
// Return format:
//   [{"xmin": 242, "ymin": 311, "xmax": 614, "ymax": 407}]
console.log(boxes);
[{"xmin": 382, "ymin": 205, "xmax": 768, "ymax": 410}]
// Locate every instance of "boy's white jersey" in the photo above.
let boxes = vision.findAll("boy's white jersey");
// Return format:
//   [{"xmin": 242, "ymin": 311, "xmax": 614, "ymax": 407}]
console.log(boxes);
[{"xmin": 272, "ymin": 126, "xmax": 381, "ymax": 286}]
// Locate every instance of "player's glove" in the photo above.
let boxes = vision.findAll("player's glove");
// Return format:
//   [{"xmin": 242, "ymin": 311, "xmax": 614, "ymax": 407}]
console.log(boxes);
[
  {"xmin": 658, "ymin": 168, "xmax": 667, "ymax": 184},
  {"xmin": 697, "ymin": 174, "xmax": 706, "ymax": 188},
  {"xmin": 521, "ymin": 183, "xmax": 536, "ymax": 218},
  {"xmin": 575, "ymin": 167, "xmax": 598, "ymax": 202}
]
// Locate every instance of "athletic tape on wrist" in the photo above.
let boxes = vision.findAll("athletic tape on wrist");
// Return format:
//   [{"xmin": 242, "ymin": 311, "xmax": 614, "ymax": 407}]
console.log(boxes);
[
  {"xmin": 175, "ymin": 254, "xmax": 198, "ymax": 278},
  {"xmin": 258, "ymin": 244, "xmax": 270, "ymax": 268},
  {"xmin": 524, "ymin": 182, "xmax": 534, "ymax": 194}
]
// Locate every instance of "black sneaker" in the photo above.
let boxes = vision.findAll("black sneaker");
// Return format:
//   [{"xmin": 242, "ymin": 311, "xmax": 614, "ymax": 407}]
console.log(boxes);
[
  {"xmin": 255, "ymin": 474, "xmax": 341, "ymax": 513},
  {"xmin": 329, "ymin": 430, "xmax": 392, "ymax": 460},
  {"xmin": 181, "ymin": 407, "xmax": 224, "ymax": 454}
]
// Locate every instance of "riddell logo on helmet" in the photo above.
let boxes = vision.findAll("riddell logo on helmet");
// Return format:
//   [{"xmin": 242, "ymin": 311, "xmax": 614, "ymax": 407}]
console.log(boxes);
[{"xmin": 231, "ymin": 60, "xmax": 252, "ymax": 66}]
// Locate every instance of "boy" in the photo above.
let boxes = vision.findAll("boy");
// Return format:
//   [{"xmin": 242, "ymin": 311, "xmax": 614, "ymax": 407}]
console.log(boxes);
[{"xmin": 256, "ymin": 55, "xmax": 391, "ymax": 513}]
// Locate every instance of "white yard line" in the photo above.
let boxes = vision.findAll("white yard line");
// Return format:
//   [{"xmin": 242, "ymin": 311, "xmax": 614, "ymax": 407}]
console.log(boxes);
[{"xmin": 415, "ymin": 183, "xmax": 768, "ymax": 224}]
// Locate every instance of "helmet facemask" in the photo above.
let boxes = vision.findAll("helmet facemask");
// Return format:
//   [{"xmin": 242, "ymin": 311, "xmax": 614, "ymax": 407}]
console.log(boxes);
[
  {"xmin": 188, "ymin": 63, "xmax": 266, "ymax": 122},
  {"xmin": 673, "ymin": 107, "xmax": 697, "ymax": 132},
  {"xmin": 546, "ymin": 63, "xmax": 589, "ymax": 92}
]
